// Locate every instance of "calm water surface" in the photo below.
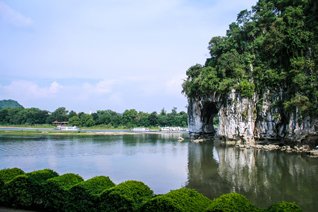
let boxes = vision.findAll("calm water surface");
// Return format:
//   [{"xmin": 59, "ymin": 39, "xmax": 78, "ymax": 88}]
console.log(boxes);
[{"xmin": 0, "ymin": 134, "xmax": 317, "ymax": 211}]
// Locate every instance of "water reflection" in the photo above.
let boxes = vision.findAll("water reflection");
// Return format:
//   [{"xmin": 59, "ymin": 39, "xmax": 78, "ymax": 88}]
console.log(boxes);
[{"xmin": 186, "ymin": 142, "xmax": 318, "ymax": 211}]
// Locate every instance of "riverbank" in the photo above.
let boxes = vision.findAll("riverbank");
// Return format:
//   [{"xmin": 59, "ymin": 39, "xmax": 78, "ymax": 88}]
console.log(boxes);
[
  {"xmin": 0, "ymin": 125, "xmax": 131, "ymax": 130},
  {"xmin": 191, "ymin": 135, "xmax": 318, "ymax": 158},
  {"xmin": 0, "ymin": 127, "xmax": 187, "ymax": 137},
  {"xmin": 235, "ymin": 143, "xmax": 318, "ymax": 158}
]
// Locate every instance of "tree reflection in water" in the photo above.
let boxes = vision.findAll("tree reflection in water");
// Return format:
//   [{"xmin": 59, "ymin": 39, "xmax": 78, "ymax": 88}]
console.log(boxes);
[{"xmin": 186, "ymin": 142, "xmax": 318, "ymax": 211}]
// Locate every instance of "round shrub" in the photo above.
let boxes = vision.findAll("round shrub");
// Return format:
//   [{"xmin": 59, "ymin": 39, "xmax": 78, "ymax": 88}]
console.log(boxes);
[
  {"xmin": 141, "ymin": 195, "xmax": 183, "ymax": 212},
  {"xmin": 0, "ymin": 168, "xmax": 25, "ymax": 183},
  {"xmin": 100, "ymin": 180, "xmax": 154, "ymax": 211},
  {"xmin": 43, "ymin": 173, "xmax": 84, "ymax": 211},
  {"xmin": 27, "ymin": 169, "xmax": 59, "ymax": 184},
  {"xmin": 47, "ymin": 173, "xmax": 83, "ymax": 190},
  {"xmin": 141, "ymin": 188, "xmax": 212, "ymax": 212},
  {"xmin": 25, "ymin": 169, "xmax": 59, "ymax": 209},
  {"xmin": 1, "ymin": 175, "xmax": 34, "ymax": 208},
  {"xmin": 205, "ymin": 193, "xmax": 259, "ymax": 212},
  {"xmin": 68, "ymin": 176, "xmax": 115, "ymax": 212},
  {"xmin": 266, "ymin": 201, "xmax": 302, "ymax": 212},
  {"xmin": 76, "ymin": 176, "xmax": 115, "ymax": 196}
]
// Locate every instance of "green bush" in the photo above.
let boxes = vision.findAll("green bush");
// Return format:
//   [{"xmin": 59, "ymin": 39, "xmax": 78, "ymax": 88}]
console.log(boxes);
[
  {"xmin": 68, "ymin": 176, "xmax": 115, "ymax": 212},
  {"xmin": 27, "ymin": 169, "xmax": 59, "ymax": 184},
  {"xmin": 43, "ymin": 173, "xmax": 84, "ymax": 211},
  {"xmin": 1, "ymin": 175, "xmax": 34, "ymax": 208},
  {"xmin": 266, "ymin": 201, "xmax": 302, "ymax": 212},
  {"xmin": 0, "ymin": 168, "xmax": 25, "ymax": 183},
  {"xmin": 141, "ymin": 195, "xmax": 182, "ymax": 212},
  {"xmin": 0, "ymin": 179, "xmax": 4, "ymax": 189},
  {"xmin": 47, "ymin": 173, "xmax": 83, "ymax": 190},
  {"xmin": 26, "ymin": 169, "xmax": 59, "ymax": 209},
  {"xmin": 0, "ymin": 179, "xmax": 4, "ymax": 204},
  {"xmin": 205, "ymin": 193, "xmax": 259, "ymax": 212},
  {"xmin": 141, "ymin": 188, "xmax": 212, "ymax": 212},
  {"xmin": 100, "ymin": 180, "xmax": 154, "ymax": 211}
]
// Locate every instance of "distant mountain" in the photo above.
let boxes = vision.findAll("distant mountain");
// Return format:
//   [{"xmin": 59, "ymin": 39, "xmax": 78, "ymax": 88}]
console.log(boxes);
[{"xmin": 0, "ymin": 99, "xmax": 24, "ymax": 109}]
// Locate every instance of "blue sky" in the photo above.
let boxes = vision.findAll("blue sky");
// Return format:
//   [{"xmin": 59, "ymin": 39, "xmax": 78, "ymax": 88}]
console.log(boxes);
[{"xmin": 0, "ymin": 0, "xmax": 257, "ymax": 113}]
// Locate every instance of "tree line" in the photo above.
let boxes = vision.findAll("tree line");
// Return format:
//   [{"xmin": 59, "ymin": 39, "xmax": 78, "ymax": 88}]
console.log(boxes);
[{"xmin": 0, "ymin": 107, "xmax": 187, "ymax": 128}]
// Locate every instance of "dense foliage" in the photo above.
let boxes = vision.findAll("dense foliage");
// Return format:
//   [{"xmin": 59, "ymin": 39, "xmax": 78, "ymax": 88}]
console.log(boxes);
[
  {"xmin": 100, "ymin": 180, "xmax": 154, "ymax": 211},
  {"xmin": 0, "ymin": 106, "xmax": 187, "ymax": 128},
  {"xmin": 183, "ymin": 0, "xmax": 318, "ymax": 118},
  {"xmin": 266, "ymin": 201, "xmax": 302, "ymax": 212},
  {"xmin": 0, "ymin": 99, "xmax": 23, "ymax": 110},
  {"xmin": 68, "ymin": 176, "xmax": 115, "ymax": 212},
  {"xmin": 0, "ymin": 168, "xmax": 302, "ymax": 211},
  {"xmin": 26, "ymin": 169, "xmax": 59, "ymax": 184},
  {"xmin": 0, "ymin": 168, "xmax": 25, "ymax": 183},
  {"xmin": 205, "ymin": 193, "xmax": 260, "ymax": 212},
  {"xmin": 141, "ymin": 188, "xmax": 212, "ymax": 212}
]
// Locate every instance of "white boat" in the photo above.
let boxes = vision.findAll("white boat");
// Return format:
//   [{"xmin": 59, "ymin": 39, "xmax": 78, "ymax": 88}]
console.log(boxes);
[
  {"xmin": 55, "ymin": 125, "xmax": 80, "ymax": 132},
  {"xmin": 131, "ymin": 127, "xmax": 150, "ymax": 132},
  {"xmin": 160, "ymin": 127, "xmax": 188, "ymax": 132}
]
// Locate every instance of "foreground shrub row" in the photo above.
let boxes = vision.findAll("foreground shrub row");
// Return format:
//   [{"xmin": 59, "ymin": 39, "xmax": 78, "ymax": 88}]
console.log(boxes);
[{"xmin": 0, "ymin": 168, "xmax": 301, "ymax": 211}]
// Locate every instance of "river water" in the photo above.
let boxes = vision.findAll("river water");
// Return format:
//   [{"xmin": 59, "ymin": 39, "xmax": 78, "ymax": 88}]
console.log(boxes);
[{"xmin": 0, "ymin": 134, "xmax": 317, "ymax": 211}]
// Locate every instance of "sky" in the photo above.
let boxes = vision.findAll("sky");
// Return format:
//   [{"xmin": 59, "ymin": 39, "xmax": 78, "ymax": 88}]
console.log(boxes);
[{"xmin": 0, "ymin": 0, "xmax": 257, "ymax": 113}]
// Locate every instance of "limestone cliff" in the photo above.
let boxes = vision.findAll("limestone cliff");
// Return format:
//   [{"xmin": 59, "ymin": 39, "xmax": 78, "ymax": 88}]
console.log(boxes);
[
  {"xmin": 188, "ymin": 90, "xmax": 318, "ymax": 146},
  {"xmin": 184, "ymin": 0, "xmax": 318, "ymax": 147}
]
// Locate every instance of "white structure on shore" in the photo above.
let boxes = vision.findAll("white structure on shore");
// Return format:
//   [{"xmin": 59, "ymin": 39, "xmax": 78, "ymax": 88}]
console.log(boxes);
[
  {"xmin": 160, "ymin": 126, "xmax": 188, "ymax": 132},
  {"xmin": 55, "ymin": 125, "xmax": 80, "ymax": 131},
  {"xmin": 131, "ymin": 127, "xmax": 150, "ymax": 132}
]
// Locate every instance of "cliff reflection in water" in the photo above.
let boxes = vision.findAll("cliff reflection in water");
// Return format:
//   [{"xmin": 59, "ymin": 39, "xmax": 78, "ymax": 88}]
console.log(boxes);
[{"xmin": 186, "ymin": 142, "xmax": 318, "ymax": 211}]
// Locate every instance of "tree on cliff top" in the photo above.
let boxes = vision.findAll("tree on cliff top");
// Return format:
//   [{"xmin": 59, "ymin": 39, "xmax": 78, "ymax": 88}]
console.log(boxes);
[{"xmin": 182, "ymin": 0, "xmax": 318, "ymax": 117}]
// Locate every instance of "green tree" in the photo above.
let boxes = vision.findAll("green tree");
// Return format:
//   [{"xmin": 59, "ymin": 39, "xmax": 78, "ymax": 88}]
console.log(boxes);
[
  {"xmin": 69, "ymin": 115, "xmax": 81, "ymax": 126},
  {"xmin": 122, "ymin": 109, "xmax": 138, "ymax": 127},
  {"xmin": 48, "ymin": 107, "xmax": 69, "ymax": 123},
  {"xmin": 78, "ymin": 113, "xmax": 95, "ymax": 127}
]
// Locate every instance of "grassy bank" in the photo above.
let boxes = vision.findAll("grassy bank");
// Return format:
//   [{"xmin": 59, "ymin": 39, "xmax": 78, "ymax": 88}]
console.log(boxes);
[
  {"xmin": 0, "ymin": 125, "xmax": 160, "ymax": 131},
  {"xmin": 0, "ymin": 130, "xmax": 139, "ymax": 137}
]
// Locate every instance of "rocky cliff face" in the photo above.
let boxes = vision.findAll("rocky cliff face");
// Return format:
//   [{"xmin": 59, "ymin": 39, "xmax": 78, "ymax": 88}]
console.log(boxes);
[
  {"xmin": 188, "ymin": 90, "xmax": 318, "ymax": 146},
  {"xmin": 188, "ymin": 95, "xmax": 219, "ymax": 137}
]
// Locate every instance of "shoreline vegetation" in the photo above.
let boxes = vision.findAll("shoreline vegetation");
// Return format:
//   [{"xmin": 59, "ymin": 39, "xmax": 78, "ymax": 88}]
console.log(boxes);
[
  {"xmin": 0, "ymin": 168, "xmax": 301, "ymax": 212},
  {"xmin": 0, "ymin": 104, "xmax": 188, "ymax": 129}
]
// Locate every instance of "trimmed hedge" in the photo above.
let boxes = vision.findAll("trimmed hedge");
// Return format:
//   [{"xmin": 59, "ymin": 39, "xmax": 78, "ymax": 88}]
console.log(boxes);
[
  {"xmin": 141, "ymin": 188, "xmax": 212, "ymax": 212},
  {"xmin": 266, "ymin": 201, "xmax": 302, "ymax": 212},
  {"xmin": 100, "ymin": 180, "xmax": 154, "ymax": 211},
  {"xmin": 68, "ymin": 176, "xmax": 116, "ymax": 212},
  {"xmin": 43, "ymin": 173, "xmax": 84, "ymax": 211},
  {"xmin": 75, "ymin": 176, "xmax": 115, "ymax": 196},
  {"xmin": 47, "ymin": 173, "xmax": 83, "ymax": 190},
  {"xmin": 205, "ymin": 193, "xmax": 260, "ymax": 212},
  {"xmin": 27, "ymin": 169, "xmax": 59, "ymax": 209},
  {"xmin": 27, "ymin": 169, "xmax": 59, "ymax": 184},
  {"xmin": 0, "ymin": 168, "xmax": 303, "ymax": 212},
  {"xmin": 1, "ymin": 175, "xmax": 34, "ymax": 208},
  {"xmin": 0, "ymin": 168, "xmax": 25, "ymax": 183}
]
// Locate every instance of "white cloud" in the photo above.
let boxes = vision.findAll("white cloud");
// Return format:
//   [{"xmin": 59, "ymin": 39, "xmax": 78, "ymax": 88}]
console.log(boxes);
[
  {"xmin": 82, "ymin": 79, "xmax": 115, "ymax": 96},
  {"xmin": 165, "ymin": 75, "xmax": 185, "ymax": 96},
  {"xmin": 0, "ymin": 1, "xmax": 32, "ymax": 27},
  {"xmin": 49, "ymin": 81, "xmax": 63, "ymax": 94},
  {"xmin": 0, "ymin": 80, "xmax": 62, "ymax": 100}
]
